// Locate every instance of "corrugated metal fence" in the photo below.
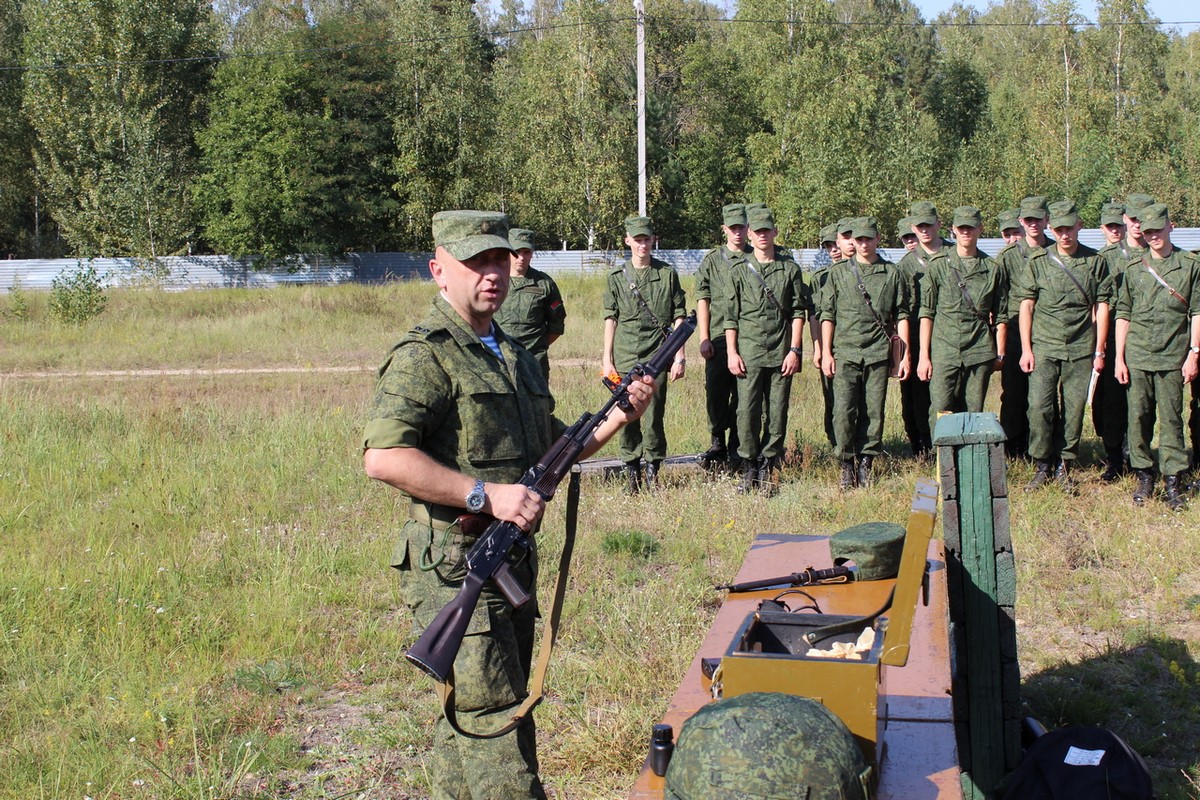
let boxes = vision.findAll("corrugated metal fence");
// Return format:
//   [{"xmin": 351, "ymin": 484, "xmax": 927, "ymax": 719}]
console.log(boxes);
[{"xmin": 4, "ymin": 230, "xmax": 1200, "ymax": 294}]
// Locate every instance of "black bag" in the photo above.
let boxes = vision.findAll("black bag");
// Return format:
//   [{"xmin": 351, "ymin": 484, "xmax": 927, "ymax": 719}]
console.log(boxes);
[{"xmin": 1001, "ymin": 724, "xmax": 1155, "ymax": 800}]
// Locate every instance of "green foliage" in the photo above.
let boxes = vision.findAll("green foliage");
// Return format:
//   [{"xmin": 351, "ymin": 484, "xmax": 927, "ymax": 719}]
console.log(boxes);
[
  {"xmin": 230, "ymin": 659, "xmax": 306, "ymax": 695},
  {"xmin": 4, "ymin": 275, "xmax": 29, "ymax": 320},
  {"xmin": 601, "ymin": 529, "xmax": 660, "ymax": 559},
  {"xmin": 48, "ymin": 261, "xmax": 108, "ymax": 324}
]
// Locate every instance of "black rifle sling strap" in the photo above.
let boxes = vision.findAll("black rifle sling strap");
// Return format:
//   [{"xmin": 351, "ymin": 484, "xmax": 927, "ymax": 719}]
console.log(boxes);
[
  {"xmin": 1140, "ymin": 256, "xmax": 1189, "ymax": 307},
  {"xmin": 1044, "ymin": 249, "xmax": 1092, "ymax": 305},
  {"xmin": 438, "ymin": 469, "xmax": 583, "ymax": 740},
  {"xmin": 744, "ymin": 258, "xmax": 788, "ymax": 318},
  {"xmin": 848, "ymin": 261, "xmax": 893, "ymax": 338},
  {"xmin": 947, "ymin": 253, "xmax": 993, "ymax": 330},
  {"xmin": 621, "ymin": 261, "xmax": 670, "ymax": 340}
]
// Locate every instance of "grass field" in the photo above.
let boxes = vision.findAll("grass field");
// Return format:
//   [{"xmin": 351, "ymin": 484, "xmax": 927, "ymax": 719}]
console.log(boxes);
[{"xmin": 2, "ymin": 278, "xmax": 1199, "ymax": 799}]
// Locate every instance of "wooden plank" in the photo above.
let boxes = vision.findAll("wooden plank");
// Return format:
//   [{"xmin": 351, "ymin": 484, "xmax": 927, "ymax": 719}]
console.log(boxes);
[
  {"xmin": 932, "ymin": 412, "xmax": 1007, "ymax": 446},
  {"xmin": 989, "ymin": 443, "xmax": 1008, "ymax": 498},
  {"xmin": 991, "ymin": 498, "xmax": 1011, "ymax": 551},
  {"xmin": 994, "ymin": 551, "xmax": 1016, "ymax": 607},
  {"xmin": 942, "ymin": 498, "xmax": 961, "ymax": 551}
]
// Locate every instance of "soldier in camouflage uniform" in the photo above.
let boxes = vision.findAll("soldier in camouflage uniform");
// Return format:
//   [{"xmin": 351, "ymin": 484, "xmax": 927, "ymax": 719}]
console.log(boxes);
[
  {"xmin": 1092, "ymin": 202, "xmax": 1132, "ymax": 480},
  {"xmin": 493, "ymin": 228, "xmax": 566, "ymax": 384},
  {"xmin": 602, "ymin": 215, "xmax": 688, "ymax": 493},
  {"xmin": 897, "ymin": 201, "xmax": 947, "ymax": 459},
  {"xmin": 917, "ymin": 206, "xmax": 1008, "ymax": 437},
  {"xmin": 820, "ymin": 217, "xmax": 911, "ymax": 489},
  {"xmin": 1013, "ymin": 200, "xmax": 1112, "ymax": 492},
  {"xmin": 897, "ymin": 216, "xmax": 918, "ymax": 252},
  {"xmin": 362, "ymin": 211, "xmax": 655, "ymax": 800},
  {"xmin": 997, "ymin": 209, "xmax": 1022, "ymax": 248},
  {"xmin": 724, "ymin": 205, "xmax": 809, "ymax": 495},
  {"xmin": 695, "ymin": 203, "xmax": 749, "ymax": 470},
  {"xmin": 811, "ymin": 223, "xmax": 842, "ymax": 449},
  {"xmin": 1115, "ymin": 204, "xmax": 1200, "ymax": 511},
  {"xmin": 996, "ymin": 196, "xmax": 1054, "ymax": 460}
]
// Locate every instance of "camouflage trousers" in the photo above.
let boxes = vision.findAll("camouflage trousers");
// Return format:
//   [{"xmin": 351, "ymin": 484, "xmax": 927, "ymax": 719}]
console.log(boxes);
[
  {"xmin": 1027, "ymin": 354, "xmax": 1089, "ymax": 463},
  {"xmin": 999, "ymin": 325, "xmax": 1029, "ymax": 457},
  {"xmin": 928, "ymin": 360, "xmax": 994, "ymax": 442},
  {"xmin": 820, "ymin": 369, "xmax": 836, "ymax": 449},
  {"xmin": 704, "ymin": 337, "xmax": 739, "ymax": 450},
  {"xmin": 618, "ymin": 371, "xmax": 668, "ymax": 463},
  {"xmin": 899, "ymin": 342, "xmax": 932, "ymax": 454},
  {"xmin": 734, "ymin": 364, "xmax": 793, "ymax": 462},
  {"xmin": 832, "ymin": 358, "xmax": 889, "ymax": 461},
  {"xmin": 396, "ymin": 519, "xmax": 546, "ymax": 800},
  {"xmin": 1091, "ymin": 332, "xmax": 1128, "ymax": 454},
  {"xmin": 1128, "ymin": 367, "xmax": 1188, "ymax": 478}
]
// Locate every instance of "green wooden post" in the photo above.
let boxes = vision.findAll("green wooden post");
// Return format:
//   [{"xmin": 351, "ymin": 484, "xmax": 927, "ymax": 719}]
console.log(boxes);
[{"xmin": 934, "ymin": 412, "xmax": 1020, "ymax": 799}]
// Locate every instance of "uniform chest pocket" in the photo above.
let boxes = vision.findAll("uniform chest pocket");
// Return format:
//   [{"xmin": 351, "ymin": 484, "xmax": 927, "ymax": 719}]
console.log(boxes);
[{"xmin": 457, "ymin": 370, "xmax": 528, "ymax": 466}]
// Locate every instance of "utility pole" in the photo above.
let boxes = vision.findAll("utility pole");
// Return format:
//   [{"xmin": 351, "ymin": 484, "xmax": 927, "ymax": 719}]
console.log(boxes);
[{"xmin": 634, "ymin": 0, "xmax": 646, "ymax": 216}]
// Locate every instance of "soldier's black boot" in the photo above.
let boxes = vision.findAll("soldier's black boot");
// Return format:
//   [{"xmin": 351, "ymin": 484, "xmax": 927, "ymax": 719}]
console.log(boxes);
[
  {"xmin": 839, "ymin": 459, "xmax": 857, "ymax": 490},
  {"xmin": 737, "ymin": 459, "xmax": 757, "ymax": 495},
  {"xmin": 624, "ymin": 461, "xmax": 642, "ymax": 496},
  {"xmin": 1055, "ymin": 459, "xmax": 1077, "ymax": 494},
  {"xmin": 644, "ymin": 460, "xmax": 661, "ymax": 493},
  {"xmin": 1164, "ymin": 474, "xmax": 1187, "ymax": 512},
  {"xmin": 1025, "ymin": 459, "xmax": 1053, "ymax": 492},
  {"xmin": 1132, "ymin": 469, "xmax": 1155, "ymax": 506},
  {"xmin": 758, "ymin": 456, "xmax": 780, "ymax": 498},
  {"xmin": 1100, "ymin": 448, "xmax": 1126, "ymax": 483},
  {"xmin": 857, "ymin": 455, "xmax": 875, "ymax": 488},
  {"xmin": 699, "ymin": 435, "xmax": 726, "ymax": 471}
]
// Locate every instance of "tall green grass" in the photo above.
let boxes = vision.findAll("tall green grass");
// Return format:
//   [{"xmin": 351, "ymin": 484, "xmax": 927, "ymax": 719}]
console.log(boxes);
[{"xmin": 1, "ymin": 279, "xmax": 1198, "ymax": 798}]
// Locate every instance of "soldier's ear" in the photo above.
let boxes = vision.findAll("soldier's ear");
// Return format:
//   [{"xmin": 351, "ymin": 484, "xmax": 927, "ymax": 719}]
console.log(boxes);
[{"xmin": 429, "ymin": 250, "xmax": 448, "ymax": 290}]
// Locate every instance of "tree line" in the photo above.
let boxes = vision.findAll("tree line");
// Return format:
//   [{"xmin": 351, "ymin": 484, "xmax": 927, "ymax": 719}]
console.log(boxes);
[{"xmin": 0, "ymin": 0, "xmax": 1197, "ymax": 261}]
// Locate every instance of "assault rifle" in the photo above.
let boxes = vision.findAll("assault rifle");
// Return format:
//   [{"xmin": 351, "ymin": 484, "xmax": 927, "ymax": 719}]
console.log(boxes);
[
  {"xmin": 715, "ymin": 565, "xmax": 852, "ymax": 593},
  {"xmin": 406, "ymin": 313, "xmax": 697, "ymax": 683}
]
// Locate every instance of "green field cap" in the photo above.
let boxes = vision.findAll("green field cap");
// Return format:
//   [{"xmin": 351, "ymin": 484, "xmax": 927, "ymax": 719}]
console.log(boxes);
[
  {"xmin": 897, "ymin": 216, "xmax": 916, "ymax": 238},
  {"xmin": 625, "ymin": 215, "xmax": 654, "ymax": 237},
  {"xmin": 1099, "ymin": 203, "xmax": 1126, "ymax": 226},
  {"xmin": 747, "ymin": 205, "xmax": 776, "ymax": 231},
  {"xmin": 1125, "ymin": 193, "xmax": 1156, "ymax": 216},
  {"xmin": 836, "ymin": 217, "xmax": 855, "ymax": 235},
  {"xmin": 908, "ymin": 200, "xmax": 939, "ymax": 227},
  {"xmin": 1048, "ymin": 200, "xmax": 1080, "ymax": 228},
  {"xmin": 432, "ymin": 210, "xmax": 513, "ymax": 260},
  {"xmin": 722, "ymin": 203, "xmax": 747, "ymax": 227},
  {"xmin": 998, "ymin": 208, "xmax": 1021, "ymax": 232},
  {"xmin": 508, "ymin": 227, "xmax": 536, "ymax": 251},
  {"xmin": 820, "ymin": 223, "xmax": 838, "ymax": 246},
  {"xmin": 952, "ymin": 206, "xmax": 982, "ymax": 228},
  {"xmin": 831, "ymin": 521, "xmax": 906, "ymax": 581},
  {"xmin": 1019, "ymin": 196, "xmax": 1049, "ymax": 220},
  {"xmin": 851, "ymin": 216, "xmax": 879, "ymax": 239},
  {"xmin": 1138, "ymin": 203, "xmax": 1169, "ymax": 232}
]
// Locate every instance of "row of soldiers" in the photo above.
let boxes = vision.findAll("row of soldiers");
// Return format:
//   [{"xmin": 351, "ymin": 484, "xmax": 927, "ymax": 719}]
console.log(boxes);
[{"xmin": 493, "ymin": 198, "xmax": 1200, "ymax": 512}]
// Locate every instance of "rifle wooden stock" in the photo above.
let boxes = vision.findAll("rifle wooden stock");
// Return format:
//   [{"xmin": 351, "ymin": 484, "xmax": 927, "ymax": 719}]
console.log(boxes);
[{"xmin": 404, "ymin": 313, "xmax": 697, "ymax": 684}]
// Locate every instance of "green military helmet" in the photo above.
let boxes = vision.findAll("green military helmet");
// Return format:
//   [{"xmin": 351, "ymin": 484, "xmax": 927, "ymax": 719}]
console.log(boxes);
[
  {"xmin": 664, "ymin": 693, "xmax": 873, "ymax": 800},
  {"xmin": 830, "ymin": 521, "xmax": 906, "ymax": 581}
]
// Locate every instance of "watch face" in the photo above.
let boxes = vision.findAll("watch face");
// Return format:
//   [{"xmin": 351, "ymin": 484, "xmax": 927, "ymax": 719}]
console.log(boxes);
[{"xmin": 466, "ymin": 482, "xmax": 486, "ymax": 512}]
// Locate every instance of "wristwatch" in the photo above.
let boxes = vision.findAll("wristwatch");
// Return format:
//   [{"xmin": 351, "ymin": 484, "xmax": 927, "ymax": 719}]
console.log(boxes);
[
  {"xmin": 465, "ymin": 479, "xmax": 487, "ymax": 513},
  {"xmin": 1190, "ymin": 346, "xmax": 1200, "ymax": 355},
  {"xmin": 789, "ymin": 346, "xmax": 803, "ymax": 356}
]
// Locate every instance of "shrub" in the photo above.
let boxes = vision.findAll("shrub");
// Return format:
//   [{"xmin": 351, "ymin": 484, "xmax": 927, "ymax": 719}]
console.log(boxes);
[
  {"xmin": 5, "ymin": 275, "xmax": 29, "ymax": 320},
  {"xmin": 49, "ymin": 261, "xmax": 108, "ymax": 324}
]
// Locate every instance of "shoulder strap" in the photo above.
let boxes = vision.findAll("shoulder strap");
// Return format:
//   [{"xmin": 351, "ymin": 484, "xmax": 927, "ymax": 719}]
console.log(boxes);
[
  {"xmin": 947, "ymin": 253, "xmax": 993, "ymax": 329},
  {"xmin": 1140, "ymin": 255, "xmax": 1189, "ymax": 306},
  {"xmin": 1043, "ymin": 249, "xmax": 1092, "ymax": 304},
  {"xmin": 848, "ymin": 260, "xmax": 892, "ymax": 336},
  {"xmin": 744, "ymin": 258, "xmax": 787, "ymax": 317},
  {"xmin": 620, "ymin": 261, "xmax": 670, "ymax": 339}
]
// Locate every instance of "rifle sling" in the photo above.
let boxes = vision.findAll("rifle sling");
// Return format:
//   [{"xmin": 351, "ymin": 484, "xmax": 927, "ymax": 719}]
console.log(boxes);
[
  {"xmin": 1044, "ymin": 249, "xmax": 1092, "ymax": 305},
  {"xmin": 621, "ymin": 261, "xmax": 670, "ymax": 340},
  {"xmin": 848, "ymin": 261, "xmax": 894, "ymax": 339},
  {"xmin": 947, "ymin": 254, "xmax": 993, "ymax": 330},
  {"xmin": 1140, "ymin": 256, "xmax": 1189, "ymax": 307},
  {"xmin": 437, "ymin": 468, "xmax": 582, "ymax": 740},
  {"xmin": 744, "ymin": 258, "xmax": 788, "ymax": 318}
]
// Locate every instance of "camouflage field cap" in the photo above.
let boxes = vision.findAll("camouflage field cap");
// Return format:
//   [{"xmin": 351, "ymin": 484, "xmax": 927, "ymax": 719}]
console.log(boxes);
[
  {"xmin": 625, "ymin": 215, "xmax": 655, "ymax": 237},
  {"xmin": 1099, "ymin": 202, "xmax": 1126, "ymax": 226},
  {"xmin": 908, "ymin": 200, "xmax": 939, "ymax": 227},
  {"xmin": 837, "ymin": 217, "xmax": 856, "ymax": 235},
  {"xmin": 1125, "ymin": 193, "xmax": 1156, "ymax": 217},
  {"xmin": 664, "ymin": 692, "xmax": 872, "ymax": 800},
  {"xmin": 851, "ymin": 217, "xmax": 879, "ymax": 239},
  {"xmin": 820, "ymin": 223, "xmax": 839, "ymax": 246},
  {"xmin": 747, "ymin": 205, "xmax": 776, "ymax": 231},
  {"xmin": 1019, "ymin": 196, "xmax": 1049, "ymax": 220},
  {"xmin": 432, "ymin": 210, "xmax": 514, "ymax": 261},
  {"xmin": 897, "ymin": 217, "xmax": 916, "ymax": 239},
  {"xmin": 508, "ymin": 228, "xmax": 536, "ymax": 251},
  {"xmin": 998, "ymin": 208, "xmax": 1022, "ymax": 233},
  {"xmin": 831, "ymin": 521, "xmax": 906, "ymax": 581},
  {"xmin": 1048, "ymin": 200, "xmax": 1080, "ymax": 229},
  {"xmin": 1138, "ymin": 203, "xmax": 1169, "ymax": 232},
  {"xmin": 722, "ymin": 203, "xmax": 747, "ymax": 227},
  {"xmin": 951, "ymin": 206, "xmax": 982, "ymax": 229}
]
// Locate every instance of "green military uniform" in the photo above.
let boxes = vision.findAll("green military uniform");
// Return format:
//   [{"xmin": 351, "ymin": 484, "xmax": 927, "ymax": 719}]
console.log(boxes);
[
  {"xmin": 365, "ymin": 286, "xmax": 558, "ymax": 799},
  {"xmin": 810, "ymin": 220, "xmax": 852, "ymax": 449},
  {"xmin": 1011, "ymin": 205, "xmax": 1111, "ymax": 470},
  {"xmin": 494, "ymin": 272, "xmax": 566, "ymax": 384},
  {"xmin": 724, "ymin": 211, "xmax": 810, "ymax": 471},
  {"xmin": 603, "ymin": 241, "xmax": 687, "ymax": 468},
  {"xmin": 1092, "ymin": 203, "xmax": 1139, "ymax": 473},
  {"xmin": 819, "ymin": 220, "xmax": 911, "ymax": 465},
  {"xmin": 920, "ymin": 224, "xmax": 1007, "ymax": 436},
  {"xmin": 896, "ymin": 201, "xmax": 944, "ymax": 457},
  {"xmin": 1117, "ymin": 220, "xmax": 1200, "ymax": 482},
  {"xmin": 695, "ymin": 204, "xmax": 749, "ymax": 461},
  {"xmin": 995, "ymin": 196, "xmax": 1053, "ymax": 459}
]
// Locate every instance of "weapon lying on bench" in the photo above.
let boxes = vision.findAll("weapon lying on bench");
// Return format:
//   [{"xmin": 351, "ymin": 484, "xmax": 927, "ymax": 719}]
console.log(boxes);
[{"xmin": 715, "ymin": 564, "xmax": 852, "ymax": 593}]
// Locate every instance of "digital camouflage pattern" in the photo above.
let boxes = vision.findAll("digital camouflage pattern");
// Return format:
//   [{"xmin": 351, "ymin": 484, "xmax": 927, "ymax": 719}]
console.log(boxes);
[
  {"xmin": 664, "ymin": 692, "xmax": 873, "ymax": 800},
  {"xmin": 494, "ymin": 267, "xmax": 566, "ymax": 381},
  {"xmin": 831, "ymin": 521, "xmax": 906, "ymax": 581}
]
